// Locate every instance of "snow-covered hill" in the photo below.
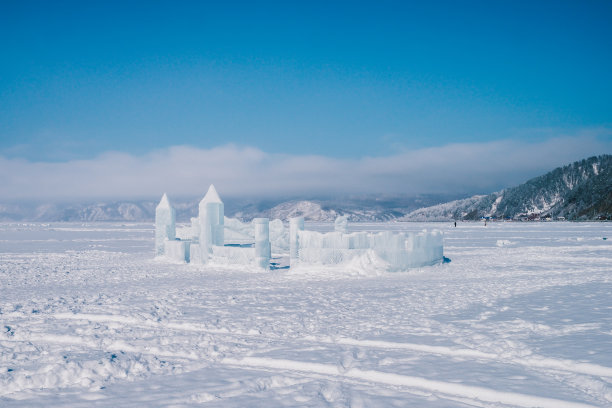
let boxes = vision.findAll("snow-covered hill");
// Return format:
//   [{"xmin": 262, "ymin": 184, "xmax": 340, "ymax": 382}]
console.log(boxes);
[
  {"xmin": 266, "ymin": 200, "xmax": 338, "ymax": 221},
  {"xmin": 402, "ymin": 155, "xmax": 612, "ymax": 221},
  {"xmin": 236, "ymin": 198, "xmax": 422, "ymax": 222}
]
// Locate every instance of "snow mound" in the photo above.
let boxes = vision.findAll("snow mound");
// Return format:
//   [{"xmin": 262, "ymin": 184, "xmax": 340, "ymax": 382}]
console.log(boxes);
[{"xmin": 288, "ymin": 249, "xmax": 391, "ymax": 278}]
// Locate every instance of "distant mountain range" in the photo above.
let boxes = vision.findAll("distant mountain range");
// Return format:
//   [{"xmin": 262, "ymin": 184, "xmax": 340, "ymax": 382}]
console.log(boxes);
[
  {"xmin": 1, "ymin": 155, "xmax": 609, "ymax": 222},
  {"xmin": 0, "ymin": 194, "xmax": 457, "ymax": 223},
  {"xmin": 402, "ymin": 155, "xmax": 611, "ymax": 221}
]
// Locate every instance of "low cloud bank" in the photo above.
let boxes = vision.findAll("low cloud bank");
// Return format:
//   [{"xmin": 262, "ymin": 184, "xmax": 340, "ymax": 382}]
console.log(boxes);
[{"xmin": 1, "ymin": 135, "xmax": 610, "ymax": 201}]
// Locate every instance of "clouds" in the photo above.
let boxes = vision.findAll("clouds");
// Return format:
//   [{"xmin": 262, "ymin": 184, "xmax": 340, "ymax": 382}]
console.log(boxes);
[{"xmin": 1, "ymin": 133, "xmax": 610, "ymax": 201}]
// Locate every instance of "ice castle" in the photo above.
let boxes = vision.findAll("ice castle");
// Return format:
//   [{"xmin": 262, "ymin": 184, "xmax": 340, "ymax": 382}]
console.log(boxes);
[{"xmin": 155, "ymin": 185, "xmax": 444, "ymax": 271}]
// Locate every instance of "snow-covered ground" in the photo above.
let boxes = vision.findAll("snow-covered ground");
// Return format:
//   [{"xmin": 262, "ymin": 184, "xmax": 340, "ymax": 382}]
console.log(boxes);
[{"xmin": 1, "ymin": 221, "xmax": 611, "ymax": 407}]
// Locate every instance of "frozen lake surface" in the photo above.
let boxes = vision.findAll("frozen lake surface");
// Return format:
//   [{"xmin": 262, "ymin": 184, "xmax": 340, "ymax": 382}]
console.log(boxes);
[{"xmin": 1, "ymin": 222, "xmax": 611, "ymax": 407}]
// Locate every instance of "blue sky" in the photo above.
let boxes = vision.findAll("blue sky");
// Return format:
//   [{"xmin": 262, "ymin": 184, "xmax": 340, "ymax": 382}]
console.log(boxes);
[{"xmin": 1, "ymin": 1, "xmax": 611, "ymax": 199}]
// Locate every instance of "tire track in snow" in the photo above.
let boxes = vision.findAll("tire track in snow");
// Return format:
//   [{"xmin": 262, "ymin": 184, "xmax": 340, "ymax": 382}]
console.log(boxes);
[
  {"xmin": 222, "ymin": 356, "xmax": 599, "ymax": 408},
  {"xmin": 50, "ymin": 313, "xmax": 612, "ymax": 379},
  {"xmin": 331, "ymin": 337, "xmax": 612, "ymax": 378}
]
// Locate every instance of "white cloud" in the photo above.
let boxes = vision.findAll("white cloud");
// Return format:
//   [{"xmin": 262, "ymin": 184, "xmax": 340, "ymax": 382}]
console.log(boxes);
[{"xmin": 0, "ymin": 133, "xmax": 610, "ymax": 201}]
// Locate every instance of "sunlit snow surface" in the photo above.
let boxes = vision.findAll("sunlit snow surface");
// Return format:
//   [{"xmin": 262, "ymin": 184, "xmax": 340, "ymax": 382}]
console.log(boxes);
[{"xmin": 1, "ymin": 222, "xmax": 611, "ymax": 407}]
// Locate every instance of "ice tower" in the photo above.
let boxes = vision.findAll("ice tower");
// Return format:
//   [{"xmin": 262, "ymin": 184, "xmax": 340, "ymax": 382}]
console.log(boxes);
[
  {"xmin": 253, "ymin": 218, "xmax": 271, "ymax": 269},
  {"xmin": 155, "ymin": 193, "xmax": 176, "ymax": 256},
  {"xmin": 199, "ymin": 184, "xmax": 224, "ymax": 256}
]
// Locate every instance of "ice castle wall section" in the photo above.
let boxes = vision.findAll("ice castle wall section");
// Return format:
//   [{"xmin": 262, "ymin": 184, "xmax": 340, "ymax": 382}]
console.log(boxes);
[{"xmin": 296, "ymin": 229, "xmax": 443, "ymax": 271}]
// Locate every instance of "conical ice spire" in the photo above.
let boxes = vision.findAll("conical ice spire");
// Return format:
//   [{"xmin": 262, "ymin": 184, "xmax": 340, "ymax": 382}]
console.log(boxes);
[
  {"xmin": 156, "ymin": 193, "xmax": 172, "ymax": 209},
  {"xmin": 200, "ymin": 184, "xmax": 222, "ymax": 204}
]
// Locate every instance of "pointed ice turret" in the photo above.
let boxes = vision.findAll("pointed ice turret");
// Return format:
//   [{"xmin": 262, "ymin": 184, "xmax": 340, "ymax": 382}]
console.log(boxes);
[
  {"xmin": 158, "ymin": 192, "xmax": 171, "ymax": 209},
  {"xmin": 199, "ymin": 184, "xmax": 224, "ymax": 258},
  {"xmin": 155, "ymin": 193, "xmax": 176, "ymax": 256},
  {"xmin": 201, "ymin": 184, "xmax": 222, "ymax": 204}
]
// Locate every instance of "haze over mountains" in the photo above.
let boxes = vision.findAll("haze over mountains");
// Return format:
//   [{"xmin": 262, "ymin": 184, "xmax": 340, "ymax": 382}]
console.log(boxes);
[{"xmin": 1, "ymin": 155, "xmax": 609, "ymax": 222}]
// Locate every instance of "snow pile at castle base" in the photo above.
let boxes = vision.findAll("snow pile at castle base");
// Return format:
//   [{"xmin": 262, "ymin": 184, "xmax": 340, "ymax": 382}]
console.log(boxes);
[{"xmin": 155, "ymin": 187, "xmax": 444, "ymax": 272}]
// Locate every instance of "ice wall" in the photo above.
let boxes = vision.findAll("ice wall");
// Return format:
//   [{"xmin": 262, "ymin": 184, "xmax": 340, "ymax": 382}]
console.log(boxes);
[
  {"xmin": 211, "ymin": 246, "xmax": 255, "ymax": 265},
  {"xmin": 296, "ymin": 226, "xmax": 444, "ymax": 271},
  {"xmin": 154, "ymin": 193, "xmax": 176, "ymax": 256},
  {"xmin": 164, "ymin": 240, "xmax": 187, "ymax": 263},
  {"xmin": 190, "ymin": 243, "xmax": 204, "ymax": 264},
  {"xmin": 375, "ymin": 229, "xmax": 444, "ymax": 270}
]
